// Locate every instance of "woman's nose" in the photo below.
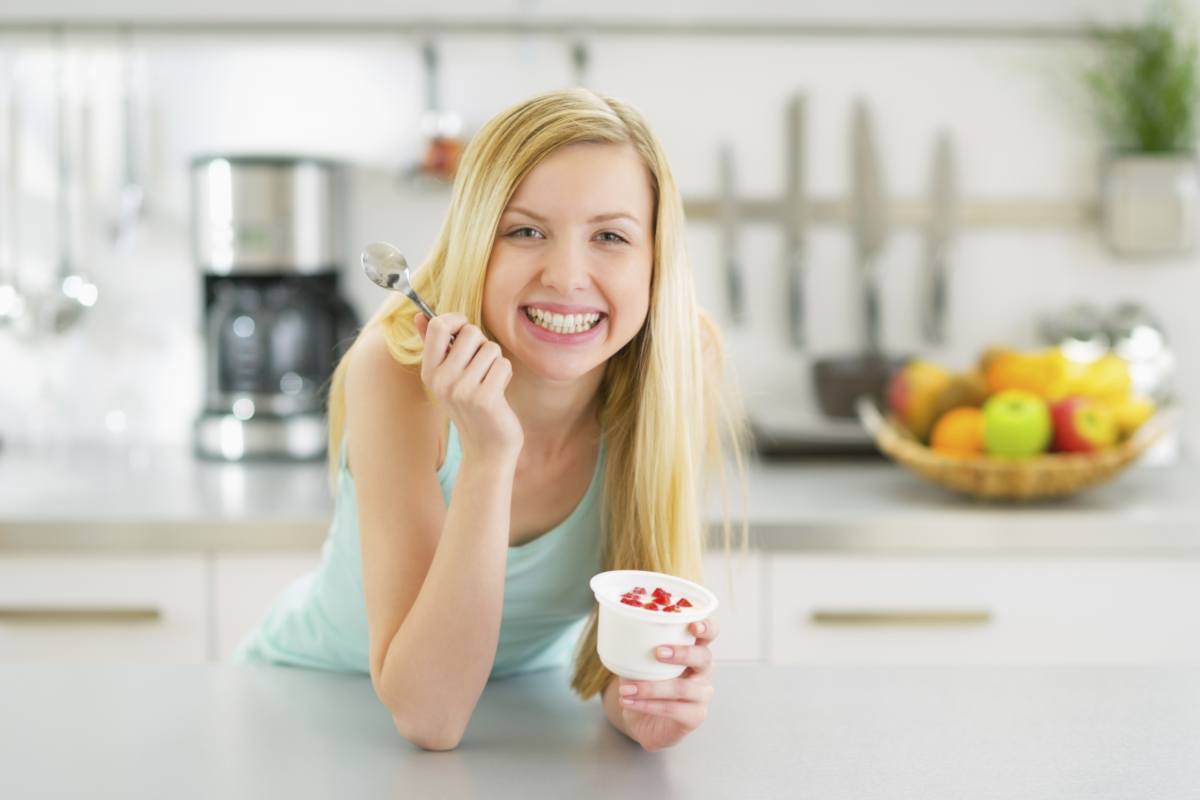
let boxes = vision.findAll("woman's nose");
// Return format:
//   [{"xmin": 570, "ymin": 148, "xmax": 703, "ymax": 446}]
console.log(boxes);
[{"xmin": 539, "ymin": 241, "xmax": 591, "ymax": 292}]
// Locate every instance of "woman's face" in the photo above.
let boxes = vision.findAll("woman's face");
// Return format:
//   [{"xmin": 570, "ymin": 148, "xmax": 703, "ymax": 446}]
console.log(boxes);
[{"xmin": 482, "ymin": 142, "xmax": 655, "ymax": 382}]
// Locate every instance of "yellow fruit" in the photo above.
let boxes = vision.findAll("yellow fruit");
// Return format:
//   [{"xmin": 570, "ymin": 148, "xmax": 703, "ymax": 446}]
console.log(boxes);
[
  {"xmin": 1104, "ymin": 394, "xmax": 1156, "ymax": 439},
  {"xmin": 1068, "ymin": 354, "xmax": 1133, "ymax": 403},
  {"xmin": 930, "ymin": 407, "xmax": 986, "ymax": 457},
  {"xmin": 887, "ymin": 360, "xmax": 953, "ymax": 442},
  {"xmin": 932, "ymin": 370, "xmax": 990, "ymax": 421},
  {"xmin": 985, "ymin": 349, "xmax": 1068, "ymax": 399}
]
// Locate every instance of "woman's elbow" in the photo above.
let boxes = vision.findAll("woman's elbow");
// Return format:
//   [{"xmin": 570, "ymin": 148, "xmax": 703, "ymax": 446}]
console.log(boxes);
[{"xmin": 392, "ymin": 712, "xmax": 465, "ymax": 751}]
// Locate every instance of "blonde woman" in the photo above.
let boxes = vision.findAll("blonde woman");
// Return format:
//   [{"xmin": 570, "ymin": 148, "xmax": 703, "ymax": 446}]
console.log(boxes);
[{"xmin": 236, "ymin": 87, "xmax": 750, "ymax": 752}]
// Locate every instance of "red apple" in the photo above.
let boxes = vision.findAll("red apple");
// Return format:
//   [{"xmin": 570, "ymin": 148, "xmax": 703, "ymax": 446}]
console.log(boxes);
[
  {"xmin": 1050, "ymin": 396, "xmax": 1119, "ymax": 453},
  {"xmin": 887, "ymin": 360, "xmax": 952, "ymax": 442}
]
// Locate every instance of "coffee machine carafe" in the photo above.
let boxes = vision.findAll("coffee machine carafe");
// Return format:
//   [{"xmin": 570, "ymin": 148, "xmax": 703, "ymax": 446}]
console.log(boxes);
[{"xmin": 192, "ymin": 155, "xmax": 358, "ymax": 461}]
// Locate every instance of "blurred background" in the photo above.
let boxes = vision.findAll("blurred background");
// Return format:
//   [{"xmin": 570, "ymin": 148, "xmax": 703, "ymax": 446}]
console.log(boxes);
[
  {"xmin": 0, "ymin": 0, "xmax": 1194, "ymax": 457},
  {"xmin": 1, "ymin": 1, "xmax": 1198, "ymax": 669}
]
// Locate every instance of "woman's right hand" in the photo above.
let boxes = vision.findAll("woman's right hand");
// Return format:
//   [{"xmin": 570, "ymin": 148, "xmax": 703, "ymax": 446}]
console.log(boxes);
[{"xmin": 414, "ymin": 312, "xmax": 524, "ymax": 463}]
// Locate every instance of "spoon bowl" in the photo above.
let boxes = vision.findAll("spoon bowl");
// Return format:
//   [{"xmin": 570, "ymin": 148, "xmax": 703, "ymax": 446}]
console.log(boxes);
[{"xmin": 361, "ymin": 241, "xmax": 437, "ymax": 320}]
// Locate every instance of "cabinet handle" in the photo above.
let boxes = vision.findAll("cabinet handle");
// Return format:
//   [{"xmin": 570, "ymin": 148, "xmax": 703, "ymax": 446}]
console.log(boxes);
[
  {"xmin": 810, "ymin": 608, "xmax": 991, "ymax": 626},
  {"xmin": 0, "ymin": 606, "xmax": 163, "ymax": 624}
]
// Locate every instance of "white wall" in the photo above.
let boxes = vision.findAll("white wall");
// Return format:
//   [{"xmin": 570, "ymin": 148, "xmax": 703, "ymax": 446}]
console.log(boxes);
[{"xmin": 0, "ymin": 15, "xmax": 1196, "ymax": 456}]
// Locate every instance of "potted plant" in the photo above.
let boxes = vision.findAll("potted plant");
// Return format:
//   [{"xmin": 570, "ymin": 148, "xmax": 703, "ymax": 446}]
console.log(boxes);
[{"xmin": 1085, "ymin": 0, "xmax": 1200, "ymax": 257}]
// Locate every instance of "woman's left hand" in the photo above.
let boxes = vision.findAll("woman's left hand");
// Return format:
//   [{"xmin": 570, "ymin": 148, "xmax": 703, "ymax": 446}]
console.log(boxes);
[{"xmin": 616, "ymin": 618, "xmax": 717, "ymax": 752}]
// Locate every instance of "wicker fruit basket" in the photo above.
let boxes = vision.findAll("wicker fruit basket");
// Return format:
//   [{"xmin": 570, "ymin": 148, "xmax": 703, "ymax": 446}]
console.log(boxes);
[{"xmin": 855, "ymin": 396, "xmax": 1171, "ymax": 500}]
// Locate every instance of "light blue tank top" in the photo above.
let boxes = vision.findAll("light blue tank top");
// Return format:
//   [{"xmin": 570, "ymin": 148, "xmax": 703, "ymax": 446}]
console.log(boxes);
[{"xmin": 234, "ymin": 421, "xmax": 605, "ymax": 679}]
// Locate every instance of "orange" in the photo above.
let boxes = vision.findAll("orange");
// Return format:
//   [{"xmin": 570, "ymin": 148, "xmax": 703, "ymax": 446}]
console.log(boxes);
[{"xmin": 930, "ymin": 407, "xmax": 986, "ymax": 457}]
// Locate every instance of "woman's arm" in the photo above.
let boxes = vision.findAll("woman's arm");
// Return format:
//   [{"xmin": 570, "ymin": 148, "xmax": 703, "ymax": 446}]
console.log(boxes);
[{"xmin": 347, "ymin": 325, "xmax": 517, "ymax": 751}]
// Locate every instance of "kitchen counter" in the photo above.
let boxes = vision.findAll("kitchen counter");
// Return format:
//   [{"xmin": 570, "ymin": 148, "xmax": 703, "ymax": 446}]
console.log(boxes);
[
  {"xmin": 2, "ymin": 662, "xmax": 1197, "ymax": 799},
  {"xmin": 2, "ymin": 444, "xmax": 1200, "ymax": 554}
]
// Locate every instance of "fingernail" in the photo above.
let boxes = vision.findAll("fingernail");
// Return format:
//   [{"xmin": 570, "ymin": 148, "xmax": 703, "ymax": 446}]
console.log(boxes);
[
  {"xmin": 696, "ymin": 622, "xmax": 707, "ymax": 634},
  {"xmin": 620, "ymin": 685, "xmax": 637, "ymax": 696},
  {"xmin": 657, "ymin": 646, "xmax": 673, "ymax": 659}
]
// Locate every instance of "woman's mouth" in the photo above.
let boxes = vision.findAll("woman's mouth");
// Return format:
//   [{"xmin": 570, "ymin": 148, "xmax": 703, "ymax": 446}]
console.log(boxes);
[{"xmin": 520, "ymin": 306, "xmax": 607, "ymax": 344}]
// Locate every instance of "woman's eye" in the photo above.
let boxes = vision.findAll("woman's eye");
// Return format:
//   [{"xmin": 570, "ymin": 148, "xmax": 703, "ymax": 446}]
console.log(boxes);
[
  {"xmin": 597, "ymin": 231, "xmax": 628, "ymax": 244},
  {"xmin": 509, "ymin": 227, "xmax": 543, "ymax": 239}
]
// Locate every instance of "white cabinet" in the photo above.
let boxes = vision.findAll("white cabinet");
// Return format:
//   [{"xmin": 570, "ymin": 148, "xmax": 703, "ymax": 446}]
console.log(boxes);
[
  {"xmin": 769, "ymin": 555, "xmax": 1200, "ymax": 666},
  {"xmin": 703, "ymin": 550, "xmax": 764, "ymax": 662},
  {"xmin": 0, "ymin": 555, "xmax": 208, "ymax": 663},
  {"xmin": 212, "ymin": 553, "xmax": 323, "ymax": 662}
]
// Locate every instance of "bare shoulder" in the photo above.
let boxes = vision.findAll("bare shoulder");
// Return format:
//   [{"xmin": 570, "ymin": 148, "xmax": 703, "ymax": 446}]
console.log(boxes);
[{"xmin": 344, "ymin": 324, "xmax": 441, "ymax": 474}]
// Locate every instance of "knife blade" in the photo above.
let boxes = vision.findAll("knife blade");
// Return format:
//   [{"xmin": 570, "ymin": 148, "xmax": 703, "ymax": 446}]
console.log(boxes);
[
  {"xmin": 784, "ymin": 93, "xmax": 807, "ymax": 349},
  {"xmin": 850, "ymin": 99, "xmax": 888, "ymax": 355},
  {"xmin": 922, "ymin": 132, "xmax": 956, "ymax": 346},
  {"xmin": 718, "ymin": 143, "xmax": 744, "ymax": 326}
]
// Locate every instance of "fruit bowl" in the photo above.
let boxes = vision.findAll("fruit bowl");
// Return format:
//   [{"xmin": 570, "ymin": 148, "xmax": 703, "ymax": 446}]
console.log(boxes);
[{"xmin": 855, "ymin": 396, "xmax": 1171, "ymax": 500}]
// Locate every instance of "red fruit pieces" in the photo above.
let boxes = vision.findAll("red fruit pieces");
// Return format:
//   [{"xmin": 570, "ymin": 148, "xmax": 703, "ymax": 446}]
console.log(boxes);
[{"xmin": 620, "ymin": 583, "xmax": 695, "ymax": 613}]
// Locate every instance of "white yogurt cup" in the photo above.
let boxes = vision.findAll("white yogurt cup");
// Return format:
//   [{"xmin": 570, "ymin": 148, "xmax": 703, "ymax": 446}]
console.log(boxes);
[{"xmin": 589, "ymin": 569, "xmax": 718, "ymax": 681}]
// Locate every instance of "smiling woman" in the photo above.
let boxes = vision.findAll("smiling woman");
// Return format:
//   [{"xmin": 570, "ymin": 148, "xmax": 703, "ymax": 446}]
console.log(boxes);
[{"xmin": 234, "ymin": 87, "xmax": 751, "ymax": 753}]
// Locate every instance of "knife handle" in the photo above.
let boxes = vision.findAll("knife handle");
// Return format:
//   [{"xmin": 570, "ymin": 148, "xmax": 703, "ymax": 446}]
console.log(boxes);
[
  {"xmin": 786, "ymin": 246, "xmax": 804, "ymax": 348},
  {"xmin": 726, "ymin": 256, "xmax": 745, "ymax": 326},
  {"xmin": 922, "ymin": 248, "xmax": 947, "ymax": 346},
  {"xmin": 863, "ymin": 257, "xmax": 881, "ymax": 354}
]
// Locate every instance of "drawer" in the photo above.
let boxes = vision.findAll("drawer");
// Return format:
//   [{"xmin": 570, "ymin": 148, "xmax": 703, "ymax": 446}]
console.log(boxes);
[
  {"xmin": 0, "ymin": 555, "xmax": 208, "ymax": 663},
  {"xmin": 770, "ymin": 555, "xmax": 1200, "ymax": 665},
  {"xmin": 702, "ymin": 549, "xmax": 764, "ymax": 662}
]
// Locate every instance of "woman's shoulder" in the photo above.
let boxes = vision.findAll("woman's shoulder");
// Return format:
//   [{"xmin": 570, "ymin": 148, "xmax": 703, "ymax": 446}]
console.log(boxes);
[{"xmin": 343, "ymin": 324, "xmax": 449, "ymax": 474}]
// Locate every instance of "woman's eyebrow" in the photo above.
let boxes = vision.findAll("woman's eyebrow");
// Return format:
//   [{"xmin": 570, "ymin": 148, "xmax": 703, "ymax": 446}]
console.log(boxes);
[{"xmin": 505, "ymin": 205, "xmax": 641, "ymax": 228}]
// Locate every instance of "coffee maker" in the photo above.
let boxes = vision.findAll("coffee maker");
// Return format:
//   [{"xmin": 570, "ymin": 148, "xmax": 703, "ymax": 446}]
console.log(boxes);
[{"xmin": 191, "ymin": 155, "xmax": 358, "ymax": 461}]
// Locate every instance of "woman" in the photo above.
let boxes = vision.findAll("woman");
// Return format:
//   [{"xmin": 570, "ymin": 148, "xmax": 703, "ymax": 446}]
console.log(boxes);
[{"xmin": 236, "ymin": 87, "xmax": 750, "ymax": 752}]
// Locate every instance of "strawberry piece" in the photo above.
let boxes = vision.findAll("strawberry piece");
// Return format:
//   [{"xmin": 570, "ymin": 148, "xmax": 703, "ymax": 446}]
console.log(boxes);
[
  {"xmin": 632, "ymin": 587, "xmax": 647, "ymax": 595},
  {"xmin": 663, "ymin": 604, "xmax": 678, "ymax": 612},
  {"xmin": 620, "ymin": 597, "xmax": 643, "ymax": 607},
  {"xmin": 644, "ymin": 603, "xmax": 660, "ymax": 611},
  {"xmin": 677, "ymin": 598, "xmax": 693, "ymax": 608}
]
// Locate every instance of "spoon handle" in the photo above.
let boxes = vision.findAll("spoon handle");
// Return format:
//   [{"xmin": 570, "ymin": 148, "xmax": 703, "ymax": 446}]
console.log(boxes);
[{"xmin": 408, "ymin": 291, "xmax": 437, "ymax": 321}]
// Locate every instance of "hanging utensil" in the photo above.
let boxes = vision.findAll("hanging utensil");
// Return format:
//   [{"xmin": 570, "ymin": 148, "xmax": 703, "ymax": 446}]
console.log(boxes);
[
  {"xmin": 850, "ymin": 98, "xmax": 888, "ymax": 356},
  {"xmin": 112, "ymin": 26, "xmax": 144, "ymax": 252},
  {"xmin": 811, "ymin": 98, "xmax": 905, "ymax": 419},
  {"xmin": 717, "ymin": 143, "xmax": 744, "ymax": 326},
  {"xmin": 416, "ymin": 39, "xmax": 464, "ymax": 183},
  {"xmin": 921, "ymin": 131, "xmax": 956, "ymax": 346},
  {"xmin": 783, "ymin": 93, "xmax": 806, "ymax": 348},
  {"xmin": 0, "ymin": 53, "xmax": 24, "ymax": 328}
]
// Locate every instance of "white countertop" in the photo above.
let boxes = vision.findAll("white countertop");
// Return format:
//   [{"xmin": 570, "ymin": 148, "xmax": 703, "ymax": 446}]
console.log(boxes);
[
  {"xmin": 2, "ymin": 662, "xmax": 1197, "ymax": 800},
  {"xmin": 2, "ymin": 444, "xmax": 1199, "ymax": 554}
]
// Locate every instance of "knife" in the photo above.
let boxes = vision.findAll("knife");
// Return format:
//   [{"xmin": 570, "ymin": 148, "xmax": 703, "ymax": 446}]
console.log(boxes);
[
  {"xmin": 784, "ymin": 93, "xmax": 807, "ymax": 349},
  {"xmin": 849, "ymin": 100, "xmax": 888, "ymax": 356},
  {"xmin": 718, "ymin": 143, "xmax": 744, "ymax": 326},
  {"xmin": 922, "ymin": 132, "xmax": 956, "ymax": 346}
]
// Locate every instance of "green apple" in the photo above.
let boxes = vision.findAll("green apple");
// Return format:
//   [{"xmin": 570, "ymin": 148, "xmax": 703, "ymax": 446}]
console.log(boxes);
[{"xmin": 982, "ymin": 390, "xmax": 1052, "ymax": 458}]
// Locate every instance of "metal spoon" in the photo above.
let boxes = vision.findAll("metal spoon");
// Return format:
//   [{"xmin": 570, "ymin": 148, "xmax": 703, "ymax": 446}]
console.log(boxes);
[{"xmin": 361, "ymin": 241, "xmax": 437, "ymax": 318}]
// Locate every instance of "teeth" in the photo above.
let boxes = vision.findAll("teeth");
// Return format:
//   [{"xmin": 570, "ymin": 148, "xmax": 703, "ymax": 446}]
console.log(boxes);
[{"xmin": 525, "ymin": 307, "xmax": 602, "ymax": 334}]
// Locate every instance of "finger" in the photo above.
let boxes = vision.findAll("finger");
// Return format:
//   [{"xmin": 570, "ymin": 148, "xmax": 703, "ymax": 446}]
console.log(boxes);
[
  {"xmin": 457, "ymin": 340, "xmax": 501, "ymax": 387},
  {"xmin": 423, "ymin": 313, "xmax": 466, "ymax": 370},
  {"xmin": 413, "ymin": 313, "xmax": 427, "ymax": 340},
  {"xmin": 691, "ymin": 618, "xmax": 718, "ymax": 645},
  {"xmin": 655, "ymin": 643, "xmax": 713, "ymax": 674},
  {"xmin": 620, "ymin": 677, "xmax": 712, "ymax": 704},
  {"xmin": 621, "ymin": 697, "xmax": 708, "ymax": 730},
  {"xmin": 441, "ymin": 325, "xmax": 486, "ymax": 374},
  {"xmin": 480, "ymin": 355, "xmax": 513, "ymax": 393}
]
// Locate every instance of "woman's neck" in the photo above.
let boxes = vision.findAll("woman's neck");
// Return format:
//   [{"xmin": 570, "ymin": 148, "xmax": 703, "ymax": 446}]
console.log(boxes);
[{"xmin": 506, "ymin": 365, "xmax": 604, "ymax": 464}]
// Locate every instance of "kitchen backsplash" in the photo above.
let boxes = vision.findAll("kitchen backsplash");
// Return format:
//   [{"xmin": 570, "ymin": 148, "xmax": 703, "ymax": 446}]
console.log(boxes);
[{"xmin": 0, "ymin": 30, "xmax": 1196, "ymax": 455}]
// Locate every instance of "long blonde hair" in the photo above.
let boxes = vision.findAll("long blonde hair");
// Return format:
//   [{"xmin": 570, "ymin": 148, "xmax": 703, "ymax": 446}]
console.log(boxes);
[{"xmin": 327, "ymin": 87, "xmax": 751, "ymax": 699}]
